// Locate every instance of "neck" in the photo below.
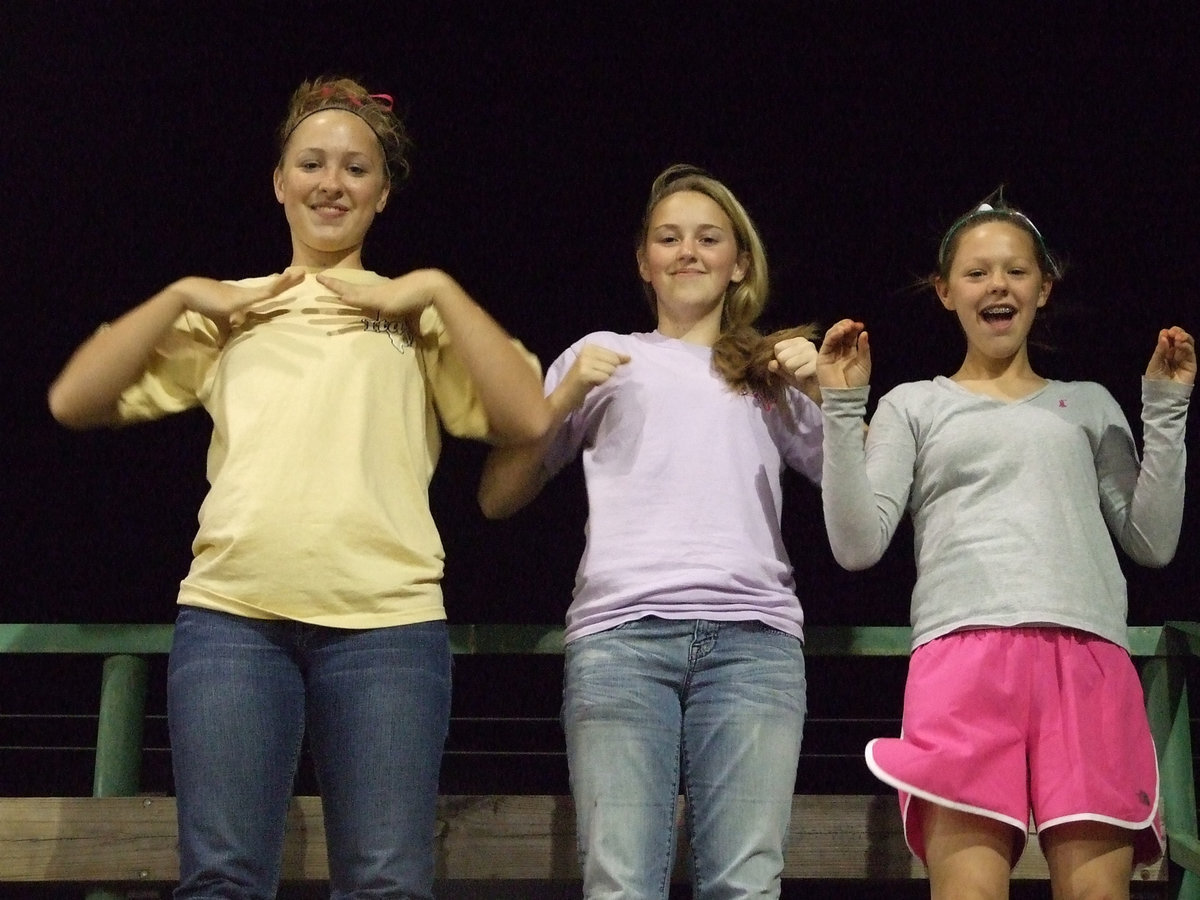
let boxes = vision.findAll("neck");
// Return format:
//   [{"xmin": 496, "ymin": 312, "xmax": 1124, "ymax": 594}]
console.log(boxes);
[
  {"xmin": 289, "ymin": 242, "xmax": 366, "ymax": 271},
  {"xmin": 951, "ymin": 347, "xmax": 1044, "ymax": 395},
  {"xmin": 655, "ymin": 302, "xmax": 723, "ymax": 347}
]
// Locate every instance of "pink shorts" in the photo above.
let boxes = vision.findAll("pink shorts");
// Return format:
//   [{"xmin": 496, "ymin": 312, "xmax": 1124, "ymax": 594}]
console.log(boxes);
[{"xmin": 865, "ymin": 627, "xmax": 1163, "ymax": 867}]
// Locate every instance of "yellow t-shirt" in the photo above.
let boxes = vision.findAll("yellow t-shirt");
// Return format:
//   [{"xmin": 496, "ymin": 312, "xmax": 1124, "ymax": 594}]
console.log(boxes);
[{"xmin": 117, "ymin": 269, "xmax": 523, "ymax": 627}]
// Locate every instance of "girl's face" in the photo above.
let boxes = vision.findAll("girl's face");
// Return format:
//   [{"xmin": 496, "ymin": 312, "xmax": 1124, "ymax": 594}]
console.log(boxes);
[
  {"xmin": 936, "ymin": 221, "xmax": 1052, "ymax": 363},
  {"xmin": 273, "ymin": 110, "xmax": 390, "ymax": 267},
  {"xmin": 638, "ymin": 190, "xmax": 747, "ymax": 326}
]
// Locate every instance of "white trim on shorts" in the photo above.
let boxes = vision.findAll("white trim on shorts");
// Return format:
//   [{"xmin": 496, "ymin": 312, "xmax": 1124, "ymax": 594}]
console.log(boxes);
[
  {"xmin": 867, "ymin": 736, "xmax": 1166, "ymax": 866},
  {"xmin": 1038, "ymin": 742, "xmax": 1163, "ymax": 858},
  {"xmin": 865, "ymin": 738, "xmax": 1030, "ymax": 861}
]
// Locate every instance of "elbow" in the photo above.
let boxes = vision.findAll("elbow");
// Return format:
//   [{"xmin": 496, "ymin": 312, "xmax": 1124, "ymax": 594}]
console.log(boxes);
[
  {"xmin": 476, "ymin": 463, "xmax": 526, "ymax": 520},
  {"xmin": 828, "ymin": 538, "xmax": 883, "ymax": 572},
  {"xmin": 831, "ymin": 551, "xmax": 879, "ymax": 573},
  {"xmin": 477, "ymin": 487, "xmax": 516, "ymax": 521},
  {"xmin": 1124, "ymin": 527, "xmax": 1181, "ymax": 569},
  {"xmin": 1135, "ymin": 547, "xmax": 1177, "ymax": 569},
  {"xmin": 492, "ymin": 400, "xmax": 554, "ymax": 447},
  {"xmin": 522, "ymin": 397, "xmax": 556, "ymax": 443},
  {"xmin": 477, "ymin": 458, "xmax": 546, "ymax": 520},
  {"xmin": 47, "ymin": 381, "xmax": 110, "ymax": 430},
  {"xmin": 46, "ymin": 385, "xmax": 73, "ymax": 427}
]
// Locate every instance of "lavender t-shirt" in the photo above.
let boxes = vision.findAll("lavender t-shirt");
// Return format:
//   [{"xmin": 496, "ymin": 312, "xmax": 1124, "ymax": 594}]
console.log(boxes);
[{"xmin": 543, "ymin": 331, "xmax": 823, "ymax": 643}]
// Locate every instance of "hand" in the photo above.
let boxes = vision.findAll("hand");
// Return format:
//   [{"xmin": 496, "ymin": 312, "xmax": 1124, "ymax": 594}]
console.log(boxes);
[
  {"xmin": 554, "ymin": 344, "xmax": 630, "ymax": 412},
  {"xmin": 172, "ymin": 267, "xmax": 306, "ymax": 332},
  {"xmin": 1145, "ymin": 326, "xmax": 1196, "ymax": 386},
  {"xmin": 816, "ymin": 318, "xmax": 872, "ymax": 389},
  {"xmin": 316, "ymin": 268, "xmax": 448, "ymax": 319},
  {"xmin": 768, "ymin": 336, "xmax": 819, "ymax": 393}
]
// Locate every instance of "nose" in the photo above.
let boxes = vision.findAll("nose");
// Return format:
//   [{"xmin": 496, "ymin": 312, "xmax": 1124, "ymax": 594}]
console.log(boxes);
[
  {"xmin": 318, "ymin": 167, "xmax": 343, "ymax": 195},
  {"xmin": 677, "ymin": 237, "xmax": 698, "ymax": 259},
  {"xmin": 987, "ymin": 270, "xmax": 1008, "ymax": 292}
]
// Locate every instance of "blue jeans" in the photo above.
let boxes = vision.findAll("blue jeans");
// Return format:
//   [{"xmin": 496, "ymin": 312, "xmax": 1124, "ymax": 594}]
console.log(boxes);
[
  {"xmin": 562, "ymin": 618, "xmax": 806, "ymax": 900},
  {"xmin": 168, "ymin": 606, "xmax": 451, "ymax": 900}
]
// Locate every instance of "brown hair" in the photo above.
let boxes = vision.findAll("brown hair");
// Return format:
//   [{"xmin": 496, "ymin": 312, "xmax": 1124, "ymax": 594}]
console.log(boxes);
[
  {"xmin": 637, "ymin": 165, "xmax": 818, "ymax": 400},
  {"xmin": 933, "ymin": 188, "xmax": 1063, "ymax": 284},
  {"xmin": 277, "ymin": 76, "xmax": 411, "ymax": 184}
]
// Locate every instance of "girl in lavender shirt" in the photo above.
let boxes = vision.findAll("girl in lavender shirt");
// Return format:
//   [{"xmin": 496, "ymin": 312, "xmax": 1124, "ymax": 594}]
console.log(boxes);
[{"xmin": 479, "ymin": 164, "xmax": 824, "ymax": 898}]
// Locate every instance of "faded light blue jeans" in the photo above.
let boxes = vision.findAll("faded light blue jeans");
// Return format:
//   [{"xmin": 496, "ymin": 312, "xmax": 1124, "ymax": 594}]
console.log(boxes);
[
  {"xmin": 563, "ymin": 617, "xmax": 806, "ymax": 900},
  {"xmin": 168, "ymin": 606, "xmax": 451, "ymax": 900}
]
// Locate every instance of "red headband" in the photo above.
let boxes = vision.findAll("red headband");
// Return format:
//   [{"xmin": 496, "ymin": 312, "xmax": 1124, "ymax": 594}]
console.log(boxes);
[
  {"xmin": 316, "ymin": 86, "xmax": 394, "ymax": 111},
  {"xmin": 282, "ymin": 88, "xmax": 398, "ymax": 175}
]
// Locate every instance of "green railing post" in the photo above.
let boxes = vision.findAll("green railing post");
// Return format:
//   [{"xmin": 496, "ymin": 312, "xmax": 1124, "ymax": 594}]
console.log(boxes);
[
  {"xmin": 92, "ymin": 653, "xmax": 149, "ymax": 797},
  {"xmin": 1144, "ymin": 628, "xmax": 1200, "ymax": 900},
  {"xmin": 87, "ymin": 653, "xmax": 149, "ymax": 900}
]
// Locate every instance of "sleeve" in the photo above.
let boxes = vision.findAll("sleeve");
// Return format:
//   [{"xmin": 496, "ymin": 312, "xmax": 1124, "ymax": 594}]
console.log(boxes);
[
  {"xmin": 779, "ymin": 388, "xmax": 824, "ymax": 485},
  {"xmin": 1097, "ymin": 378, "xmax": 1192, "ymax": 567},
  {"xmin": 820, "ymin": 386, "xmax": 915, "ymax": 571},
  {"xmin": 115, "ymin": 310, "xmax": 221, "ymax": 424},
  {"xmin": 540, "ymin": 342, "xmax": 587, "ymax": 478},
  {"xmin": 415, "ymin": 305, "xmax": 542, "ymax": 440}
]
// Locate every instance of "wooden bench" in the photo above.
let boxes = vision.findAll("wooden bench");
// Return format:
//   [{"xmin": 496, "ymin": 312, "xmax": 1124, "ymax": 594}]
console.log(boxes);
[{"xmin": 2, "ymin": 623, "xmax": 1198, "ymax": 898}]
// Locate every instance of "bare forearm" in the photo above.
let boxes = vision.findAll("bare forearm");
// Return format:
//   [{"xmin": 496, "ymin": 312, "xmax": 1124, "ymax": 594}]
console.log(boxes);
[
  {"xmin": 48, "ymin": 286, "xmax": 187, "ymax": 429},
  {"xmin": 428, "ymin": 272, "xmax": 551, "ymax": 443},
  {"xmin": 478, "ymin": 438, "xmax": 554, "ymax": 519},
  {"xmin": 477, "ymin": 377, "xmax": 590, "ymax": 517}
]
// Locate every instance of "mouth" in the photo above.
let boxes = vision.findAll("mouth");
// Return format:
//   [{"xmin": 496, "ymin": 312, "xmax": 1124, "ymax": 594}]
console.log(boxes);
[{"xmin": 980, "ymin": 304, "xmax": 1016, "ymax": 323}]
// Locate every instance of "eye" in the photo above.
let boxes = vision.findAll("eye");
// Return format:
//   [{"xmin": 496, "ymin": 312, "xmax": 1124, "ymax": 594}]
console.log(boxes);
[
  {"xmin": 657, "ymin": 235, "xmax": 679, "ymax": 245},
  {"xmin": 300, "ymin": 160, "xmax": 321, "ymax": 171},
  {"xmin": 347, "ymin": 164, "xmax": 367, "ymax": 176},
  {"xmin": 699, "ymin": 235, "xmax": 719, "ymax": 246}
]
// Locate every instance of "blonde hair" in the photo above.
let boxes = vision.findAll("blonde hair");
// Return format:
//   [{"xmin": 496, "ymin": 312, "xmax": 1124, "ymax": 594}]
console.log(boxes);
[
  {"xmin": 637, "ymin": 164, "xmax": 818, "ymax": 399},
  {"xmin": 277, "ymin": 76, "xmax": 411, "ymax": 184}
]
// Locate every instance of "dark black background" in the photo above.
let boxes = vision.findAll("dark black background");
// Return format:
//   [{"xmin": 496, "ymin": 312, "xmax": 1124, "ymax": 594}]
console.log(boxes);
[{"xmin": 5, "ymin": 3, "xmax": 1198, "ymax": 638}]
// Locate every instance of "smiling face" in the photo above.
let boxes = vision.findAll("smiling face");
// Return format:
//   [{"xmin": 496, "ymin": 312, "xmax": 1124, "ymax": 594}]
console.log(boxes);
[
  {"xmin": 936, "ymin": 220, "xmax": 1053, "ymax": 370},
  {"xmin": 273, "ymin": 109, "xmax": 390, "ymax": 269},
  {"xmin": 637, "ymin": 190, "xmax": 748, "ymax": 340}
]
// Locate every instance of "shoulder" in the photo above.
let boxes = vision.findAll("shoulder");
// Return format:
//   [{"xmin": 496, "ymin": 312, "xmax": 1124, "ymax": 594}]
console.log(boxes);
[
  {"xmin": 551, "ymin": 330, "xmax": 640, "ymax": 364},
  {"xmin": 572, "ymin": 330, "xmax": 640, "ymax": 351},
  {"xmin": 878, "ymin": 379, "xmax": 942, "ymax": 407},
  {"xmin": 870, "ymin": 380, "xmax": 966, "ymax": 432},
  {"xmin": 1049, "ymin": 379, "xmax": 1120, "ymax": 409}
]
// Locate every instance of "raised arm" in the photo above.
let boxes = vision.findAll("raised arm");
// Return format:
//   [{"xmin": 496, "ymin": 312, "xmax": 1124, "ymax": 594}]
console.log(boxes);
[
  {"xmin": 317, "ymin": 268, "xmax": 551, "ymax": 445},
  {"xmin": 815, "ymin": 319, "xmax": 909, "ymax": 571},
  {"xmin": 477, "ymin": 343, "xmax": 630, "ymax": 519},
  {"xmin": 815, "ymin": 318, "xmax": 872, "ymax": 393},
  {"xmin": 48, "ymin": 271, "xmax": 304, "ymax": 429},
  {"xmin": 1144, "ymin": 325, "xmax": 1196, "ymax": 387},
  {"xmin": 1104, "ymin": 326, "xmax": 1195, "ymax": 565}
]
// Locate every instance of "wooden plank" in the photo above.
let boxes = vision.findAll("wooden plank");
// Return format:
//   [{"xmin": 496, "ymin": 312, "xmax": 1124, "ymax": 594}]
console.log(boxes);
[
  {"xmin": 0, "ymin": 795, "xmax": 1168, "ymax": 884},
  {"xmin": 0, "ymin": 796, "xmax": 178, "ymax": 882}
]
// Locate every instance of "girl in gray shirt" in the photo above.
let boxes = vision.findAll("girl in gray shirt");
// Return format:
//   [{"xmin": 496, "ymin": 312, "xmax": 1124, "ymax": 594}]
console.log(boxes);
[{"xmin": 817, "ymin": 196, "xmax": 1194, "ymax": 899}]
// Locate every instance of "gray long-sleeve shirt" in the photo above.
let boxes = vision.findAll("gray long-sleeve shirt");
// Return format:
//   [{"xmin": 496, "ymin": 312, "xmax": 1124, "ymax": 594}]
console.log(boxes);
[{"xmin": 821, "ymin": 377, "xmax": 1191, "ymax": 650}]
